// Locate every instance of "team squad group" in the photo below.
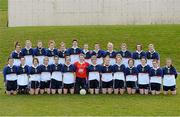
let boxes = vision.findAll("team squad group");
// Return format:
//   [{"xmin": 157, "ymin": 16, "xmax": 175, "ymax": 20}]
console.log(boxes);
[{"xmin": 3, "ymin": 39, "xmax": 178, "ymax": 95}]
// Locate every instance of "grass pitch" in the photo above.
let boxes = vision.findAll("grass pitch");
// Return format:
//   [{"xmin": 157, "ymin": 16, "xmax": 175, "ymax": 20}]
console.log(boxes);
[{"xmin": 0, "ymin": 0, "xmax": 180, "ymax": 116}]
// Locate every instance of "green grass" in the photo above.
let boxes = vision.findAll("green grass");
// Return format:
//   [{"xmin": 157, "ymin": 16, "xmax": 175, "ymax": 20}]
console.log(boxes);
[
  {"xmin": 1, "ymin": 0, "xmax": 180, "ymax": 116},
  {"xmin": 0, "ymin": 75, "xmax": 180, "ymax": 116}
]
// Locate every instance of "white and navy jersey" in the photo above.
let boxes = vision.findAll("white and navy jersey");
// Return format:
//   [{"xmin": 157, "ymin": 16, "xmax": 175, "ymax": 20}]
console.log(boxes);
[
  {"xmin": 62, "ymin": 64, "xmax": 76, "ymax": 84},
  {"xmin": 112, "ymin": 63, "xmax": 126, "ymax": 81},
  {"xmin": 125, "ymin": 67, "xmax": 138, "ymax": 82},
  {"xmin": 162, "ymin": 66, "xmax": 178, "ymax": 87},
  {"xmin": 40, "ymin": 65, "xmax": 52, "ymax": 81},
  {"xmin": 51, "ymin": 64, "xmax": 63, "ymax": 81},
  {"xmin": 91, "ymin": 50, "xmax": 105, "ymax": 65},
  {"xmin": 46, "ymin": 48, "xmax": 58, "ymax": 65},
  {"xmin": 83, "ymin": 50, "xmax": 92, "ymax": 64},
  {"xmin": 132, "ymin": 51, "xmax": 146, "ymax": 66},
  {"xmin": 104, "ymin": 50, "xmax": 117, "ymax": 65},
  {"xmin": 58, "ymin": 50, "xmax": 68, "ymax": 64},
  {"xmin": 87, "ymin": 64, "xmax": 102, "ymax": 81},
  {"xmin": 11, "ymin": 51, "xmax": 23, "ymax": 66},
  {"xmin": 117, "ymin": 50, "xmax": 132, "ymax": 67},
  {"xmin": 21, "ymin": 48, "xmax": 34, "ymax": 66},
  {"xmin": 3, "ymin": 65, "xmax": 17, "ymax": 81},
  {"xmin": 146, "ymin": 51, "xmax": 160, "ymax": 67},
  {"xmin": 101, "ymin": 65, "xmax": 113, "ymax": 82},
  {"xmin": 29, "ymin": 66, "xmax": 41, "ymax": 82},
  {"xmin": 17, "ymin": 65, "xmax": 29, "ymax": 86},
  {"xmin": 149, "ymin": 67, "xmax": 163, "ymax": 84},
  {"xmin": 67, "ymin": 47, "xmax": 83, "ymax": 64},
  {"xmin": 137, "ymin": 64, "xmax": 151, "ymax": 85},
  {"xmin": 33, "ymin": 47, "xmax": 46, "ymax": 65}
]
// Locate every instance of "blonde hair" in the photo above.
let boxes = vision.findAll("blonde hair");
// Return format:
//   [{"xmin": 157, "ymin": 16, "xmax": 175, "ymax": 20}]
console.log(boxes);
[{"xmin": 107, "ymin": 42, "xmax": 113, "ymax": 47}]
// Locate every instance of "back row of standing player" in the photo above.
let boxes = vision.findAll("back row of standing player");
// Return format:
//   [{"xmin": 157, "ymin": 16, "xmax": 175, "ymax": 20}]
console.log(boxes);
[
  {"xmin": 11, "ymin": 39, "xmax": 159, "ymax": 67},
  {"xmin": 4, "ymin": 39, "xmax": 177, "ymax": 95}
]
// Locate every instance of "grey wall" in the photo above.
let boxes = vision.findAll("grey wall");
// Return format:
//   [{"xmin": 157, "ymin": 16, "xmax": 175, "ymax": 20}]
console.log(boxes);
[{"xmin": 8, "ymin": 0, "xmax": 180, "ymax": 27}]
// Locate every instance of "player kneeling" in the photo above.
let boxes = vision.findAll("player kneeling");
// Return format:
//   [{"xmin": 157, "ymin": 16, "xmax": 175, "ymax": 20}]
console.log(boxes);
[
  {"xmin": 162, "ymin": 58, "xmax": 178, "ymax": 95},
  {"xmin": 17, "ymin": 57, "xmax": 29, "ymax": 94},
  {"xmin": 101, "ymin": 56, "xmax": 113, "ymax": 94},
  {"xmin": 3, "ymin": 58, "xmax": 18, "ymax": 95},
  {"xmin": 125, "ymin": 59, "xmax": 138, "ymax": 94},
  {"xmin": 137, "ymin": 57, "xmax": 151, "ymax": 95},
  {"xmin": 29, "ymin": 58, "xmax": 41, "ymax": 95},
  {"xmin": 40, "ymin": 57, "xmax": 52, "ymax": 94},
  {"xmin": 149, "ymin": 59, "xmax": 163, "ymax": 95},
  {"xmin": 113, "ymin": 54, "xmax": 126, "ymax": 95},
  {"xmin": 51, "ymin": 56, "xmax": 63, "ymax": 94},
  {"xmin": 62, "ymin": 56, "xmax": 76, "ymax": 94},
  {"xmin": 87, "ymin": 56, "xmax": 101, "ymax": 94}
]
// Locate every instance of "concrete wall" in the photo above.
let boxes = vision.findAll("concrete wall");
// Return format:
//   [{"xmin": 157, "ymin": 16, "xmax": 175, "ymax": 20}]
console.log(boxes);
[{"xmin": 8, "ymin": 0, "xmax": 180, "ymax": 27}]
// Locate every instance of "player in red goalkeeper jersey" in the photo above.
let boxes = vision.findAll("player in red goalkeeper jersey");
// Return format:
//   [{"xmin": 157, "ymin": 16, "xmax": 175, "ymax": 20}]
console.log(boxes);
[{"xmin": 74, "ymin": 54, "xmax": 89, "ymax": 93}]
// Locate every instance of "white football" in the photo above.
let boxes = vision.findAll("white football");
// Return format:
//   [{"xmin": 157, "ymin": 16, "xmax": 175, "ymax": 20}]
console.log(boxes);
[{"xmin": 80, "ymin": 89, "xmax": 86, "ymax": 95}]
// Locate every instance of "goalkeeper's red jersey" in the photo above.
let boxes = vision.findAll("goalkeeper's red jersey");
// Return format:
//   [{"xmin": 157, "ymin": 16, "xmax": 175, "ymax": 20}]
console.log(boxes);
[{"xmin": 74, "ymin": 61, "xmax": 89, "ymax": 78}]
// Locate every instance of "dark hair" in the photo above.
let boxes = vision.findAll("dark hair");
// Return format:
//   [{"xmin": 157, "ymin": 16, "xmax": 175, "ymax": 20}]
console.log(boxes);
[
  {"xmin": 15, "ymin": 41, "xmax": 20, "ymax": 48},
  {"xmin": 33, "ymin": 58, "xmax": 39, "ymax": 64},
  {"xmin": 72, "ymin": 39, "xmax": 78, "ymax": 43},
  {"xmin": 152, "ymin": 59, "xmax": 158, "ymax": 63},
  {"xmin": 7, "ymin": 57, "xmax": 13, "ymax": 62},
  {"xmin": 128, "ymin": 58, "xmax": 135, "ymax": 65},
  {"xmin": 54, "ymin": 55, "xmax": 59, "ymax": 59},
  {"xmin": 136, "ymin": 44, "xmax": 142, "ymax": 50},
  {"xmin": 141, "ymin": 56, "xmax": 147, "ymax": 62}
]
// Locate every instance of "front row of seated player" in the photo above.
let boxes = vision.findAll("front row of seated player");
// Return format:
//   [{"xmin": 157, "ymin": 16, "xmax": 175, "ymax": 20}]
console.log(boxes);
[{"xmin": 3, "ymin": 54, "xmax": 177, "ymax": 95}]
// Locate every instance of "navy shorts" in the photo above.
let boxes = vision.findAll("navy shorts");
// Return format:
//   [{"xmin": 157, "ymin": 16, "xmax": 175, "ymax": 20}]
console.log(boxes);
[
  {"xmin": 102, "ymin": 80, "xmax": 113, "ymax": 88},
  {"xmin": 18, "ymin": 85, "xmax": 28, "ymax": 90},
  {"xmin": 64, "ymin": 83, "xmax": 74, "ymax": 89},
  {"xmin": 114, "ymin": 80, "xmax": 125, "ymax": 89},
  {"xmin": 6, "ymin": 80, "xmax": 17, "ymax": 91},
  {"xmin": 150, "ymin": 83, "xmax": 161, "ymax": 91},
  {"xmin": 40, "ymin": 80, "xmax": 51, "ymax": 89},
  {"xmin": 31, "ymin": 81, "xmax": 40, "ymax": 89},
  {"xmin": 89, "ymin": 79, "xmax": 99, "ymax": 89},
  {"xmin": 139, "ymin": 84, "xmax": 149, "ymax": 89},
  {"xmin": 126, "ymin": 81, "xmax": 136, "ymax": 88},
  {"xmin": 163, "ymin": 85, "xmax": 176, "ymax": 91},
  {"xmin": 51, "ymin": 79, "xmax": 62, "ymax": 89}
]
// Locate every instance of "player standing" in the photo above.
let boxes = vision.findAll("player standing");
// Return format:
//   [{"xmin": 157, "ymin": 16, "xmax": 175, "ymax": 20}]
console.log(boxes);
[
  {"xmin": 21, "ymin": 40, "xmax": 34, "ymax": 66},
  {"xmin": 34, "ymin": 41, "xmax": 46, "ymax": 65}
]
